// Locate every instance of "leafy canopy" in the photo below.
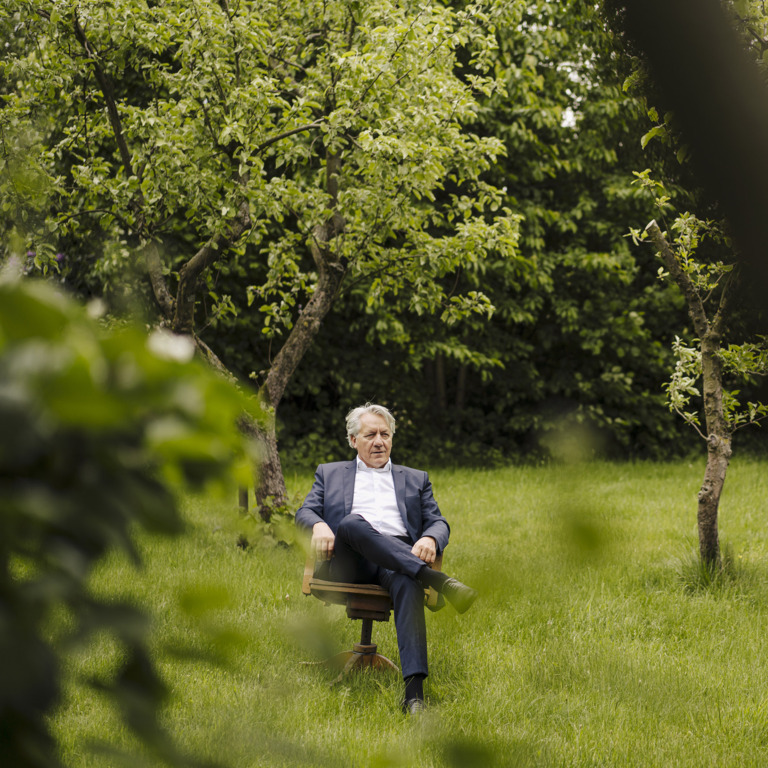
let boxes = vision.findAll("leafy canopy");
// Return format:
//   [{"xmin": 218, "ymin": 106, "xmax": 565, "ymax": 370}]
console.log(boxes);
[{"xmin": 3, "ymin": 0, "xmax": 521, "ymax": 336}]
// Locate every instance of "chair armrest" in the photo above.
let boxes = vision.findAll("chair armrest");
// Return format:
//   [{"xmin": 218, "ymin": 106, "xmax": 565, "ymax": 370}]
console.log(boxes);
[
  {"xmin": 302, "ymin": 552, "xmax": 315, "ymax": 596},
  {"xmin": 425, "ymin": 553, "xmax": 443, "ymax": 608}
]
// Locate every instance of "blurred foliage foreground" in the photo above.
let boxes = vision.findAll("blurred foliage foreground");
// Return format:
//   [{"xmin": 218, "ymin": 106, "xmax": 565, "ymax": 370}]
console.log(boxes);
[{"xmin": 0, "ymin": 272, "xmax": 262, "ymax": 767}]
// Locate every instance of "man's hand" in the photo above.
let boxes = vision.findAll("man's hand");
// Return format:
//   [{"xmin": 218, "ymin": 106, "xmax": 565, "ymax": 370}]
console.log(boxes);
[
  {"xmin": 311, "ymin": 521, "xmax": 335, "ymax": 561},
  {"xmin": 411, "ymin": 536, "xmax": 437, "ymax": 565}
]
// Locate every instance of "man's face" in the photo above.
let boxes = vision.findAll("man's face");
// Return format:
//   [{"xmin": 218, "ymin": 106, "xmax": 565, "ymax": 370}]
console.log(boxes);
[{"xmin": 352, "ymin": 412, "xmax": 393, "ymax": 468}]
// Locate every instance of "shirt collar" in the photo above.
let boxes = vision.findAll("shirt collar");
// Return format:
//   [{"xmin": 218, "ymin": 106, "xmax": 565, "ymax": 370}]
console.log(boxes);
[{"xmin": 356, "ymin": 457, "xmax": 392, "ymax": 473}]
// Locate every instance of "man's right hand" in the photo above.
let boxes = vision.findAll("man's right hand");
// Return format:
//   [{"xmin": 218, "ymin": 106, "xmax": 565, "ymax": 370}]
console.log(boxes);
[{"xmin": 311, "ymin": 521, "xmax": 335, "ymax": 561}]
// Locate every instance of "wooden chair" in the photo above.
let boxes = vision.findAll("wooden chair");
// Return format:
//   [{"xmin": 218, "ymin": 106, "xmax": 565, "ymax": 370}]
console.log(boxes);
[{"xmin": 301, "ymin": 551, "xmax": 443, "ymax": 684}]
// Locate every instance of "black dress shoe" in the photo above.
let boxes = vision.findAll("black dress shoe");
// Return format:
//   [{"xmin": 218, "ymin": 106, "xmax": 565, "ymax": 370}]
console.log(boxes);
[
  {"xmin": 442, "ymin": 578, "xmax": 478, "ymax": 614},
  {"xmin": 403, "ymin": 698, "xmax": 426, "ymax": 716}
]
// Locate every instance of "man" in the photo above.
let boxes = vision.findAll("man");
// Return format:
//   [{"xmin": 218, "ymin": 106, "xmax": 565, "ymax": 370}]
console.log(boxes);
[{"xmin": 295, "ymin": 403, "xmax": 477, "ymax": 715}]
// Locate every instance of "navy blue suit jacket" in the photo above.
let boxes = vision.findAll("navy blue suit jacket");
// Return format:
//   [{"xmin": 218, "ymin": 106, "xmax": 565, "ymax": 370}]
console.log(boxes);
[{"xmin": 295, "ymin": 460, "xmax": 450, "ymax": 553}]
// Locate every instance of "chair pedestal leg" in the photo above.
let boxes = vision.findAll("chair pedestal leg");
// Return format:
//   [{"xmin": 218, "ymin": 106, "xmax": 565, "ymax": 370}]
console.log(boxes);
[{"xmin": 325, "ymin": 618, "xmax": 399, "ymax": 684}]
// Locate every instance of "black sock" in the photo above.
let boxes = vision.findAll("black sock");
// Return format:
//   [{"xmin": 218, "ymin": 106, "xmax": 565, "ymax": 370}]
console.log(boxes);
[
  {"xmin": 417, "ymin": 565, "xmax": 450, "ymax": 592},
  {"xmin": 404, "ymin": 674, "xmax": 425, "ymax": 702}
]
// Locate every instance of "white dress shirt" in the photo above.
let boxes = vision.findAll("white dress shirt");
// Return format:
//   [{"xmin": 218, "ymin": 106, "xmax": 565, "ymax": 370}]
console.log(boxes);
[{"xmin": 350, "ymin": 458, "xmax": 408, "ymax": 537}]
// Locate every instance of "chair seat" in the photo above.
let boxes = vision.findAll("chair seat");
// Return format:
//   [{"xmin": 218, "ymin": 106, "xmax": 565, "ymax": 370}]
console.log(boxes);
[
  {"xmin": 307, "ymin": 577, "xmax": 393, "ymax": 621},
  {"xmin": 302, "ymin": 554, "xmax": 442, "ymax": 611},
  {"xmin": 307, "ymin": 577, "xmax": 391, "ymax": 604}
]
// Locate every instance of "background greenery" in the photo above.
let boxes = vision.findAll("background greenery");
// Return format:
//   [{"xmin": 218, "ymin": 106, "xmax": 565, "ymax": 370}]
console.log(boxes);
[
  {"xmin": 9, "ymin": 0, "xmax": 767, "ymax": 469},
  {"xmin": 51, "ymin": 458, "xmax": 768, "ymax": 768}
]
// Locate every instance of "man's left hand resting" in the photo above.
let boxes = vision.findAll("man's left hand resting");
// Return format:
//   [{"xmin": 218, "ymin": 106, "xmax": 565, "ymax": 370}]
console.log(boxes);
[{"xmin": 411, "ymin": 536, "xmax": 437, "ymax": 565}]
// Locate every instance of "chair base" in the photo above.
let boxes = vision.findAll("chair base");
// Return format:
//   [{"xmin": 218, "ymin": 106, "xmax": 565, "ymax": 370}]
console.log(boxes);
[{"xmin": 327, "ymin": 642, "xmax": 399, "ymax": 685}]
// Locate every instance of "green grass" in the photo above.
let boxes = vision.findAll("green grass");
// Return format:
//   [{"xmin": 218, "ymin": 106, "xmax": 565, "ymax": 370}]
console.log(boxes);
[{"xmin": 52, "ymin": 458, "xmax": 768, "ymax": 767}]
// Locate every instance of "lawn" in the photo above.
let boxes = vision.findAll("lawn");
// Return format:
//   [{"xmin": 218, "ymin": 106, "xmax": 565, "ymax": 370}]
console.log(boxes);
[{"xmin": 52, "ymin": 458, "xmax": 768, "ymax": 767}]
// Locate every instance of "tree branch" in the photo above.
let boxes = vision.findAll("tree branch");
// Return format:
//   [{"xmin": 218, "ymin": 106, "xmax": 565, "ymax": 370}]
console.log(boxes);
[
  {"xmin": 172, "ymin": 200, "xmax": 252, "ymax": 334},
  {"xmin": 193, "ymin": 335, "xmax": 238, "ymax": 384},
  {"xmin": 254, "ymin": 122, "xmax": 323, "ymax": 155},
  {"xmin": 264, "ymin": 149, "xmax": 347, "ymax": 408},
  {"xmin": 144, "ymin": 240, "xmax": 175, "ymax": 319},
  {"xmin": 712, "ymin": 267, "xmax": 739, "ymax": 337},
  {"xmin": 72, "ymin": 9, "xmax": 178, "ymax": 321},
  {"xmin": 72, "ymin": 13, "xmax": 136, "ymax": 182},
  {"xmin": 190, "ymin": 0, "xmax": 228, "ymax": 109},
  {"xmin": 353, "ymin": 8, "xmax": 426, "ymax": 108},
  {"xmin": 308, "ymin": 150, "xmax": 345, "ymax": 269},
  {"xmin": 646, "ymin": 219, "xmax": 709, "ymax": 338}
]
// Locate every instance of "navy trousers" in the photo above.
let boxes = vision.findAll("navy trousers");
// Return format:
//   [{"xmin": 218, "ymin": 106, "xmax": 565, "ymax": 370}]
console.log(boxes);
[{"xmin": 320, "ymin": 514, "xmax": 429, "ymax": 679}]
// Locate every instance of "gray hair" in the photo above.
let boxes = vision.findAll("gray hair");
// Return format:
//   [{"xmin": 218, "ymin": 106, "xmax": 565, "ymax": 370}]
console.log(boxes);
[{"xmin": 346, "ymin": 403, "xmax": 396, "ymax": 448}]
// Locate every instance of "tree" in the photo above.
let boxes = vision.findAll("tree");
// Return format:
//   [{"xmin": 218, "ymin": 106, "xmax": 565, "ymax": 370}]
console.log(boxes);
[
  {"xmin": 607, "ymin": 0, "xmax": 768, "ymax": 568},
  {"xmin": 2, "ymin": 0, "xmax": 521, "ymax": 510},
  {"xmin": 629, "ymin": 176, "xmax": 768, "ymax": 568},
  {"xmin": 260, "ymin": 0, "xmax": 696, "ymax": 466}
]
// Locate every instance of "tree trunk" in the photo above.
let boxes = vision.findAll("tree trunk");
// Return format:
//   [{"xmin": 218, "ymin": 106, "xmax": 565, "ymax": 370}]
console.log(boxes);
[
  {"xmin": 698, "ymin": 434, "xmax": 731, "ymax": 567},
  {"xmin": 255, "ymin": 153, "xmax": 346, "ymax": 511},
  {"xmin": 241, "ymin": 407, "xmax": 287, "ymax": 519},
  {"xmin": 255, "ymin": 260, "xmax": 345, "ymax": 510}
]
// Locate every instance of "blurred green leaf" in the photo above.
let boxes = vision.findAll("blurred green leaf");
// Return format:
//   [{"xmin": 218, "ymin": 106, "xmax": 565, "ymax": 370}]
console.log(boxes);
[{"xmin": 0, "ymin": 276, "xmax": 263, "ymax": 767}]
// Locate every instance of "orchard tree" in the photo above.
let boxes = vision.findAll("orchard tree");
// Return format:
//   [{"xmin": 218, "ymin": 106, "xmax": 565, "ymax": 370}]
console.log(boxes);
[
  {"xmin": 630, "ymin": 174, "xmax": 768, "ymax": 568},
  {"xmin": 2, "ymin": 0, "xmax": 521, "ymax": 510},
  {"xmin": 609, "ymin": 0, "xmax": 768, "ymax": 568}
]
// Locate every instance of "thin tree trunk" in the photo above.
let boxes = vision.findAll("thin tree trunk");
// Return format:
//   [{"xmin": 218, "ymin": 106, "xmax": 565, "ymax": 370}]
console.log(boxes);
[
  {"xmin": 241, "ymin": 407, "xmax": 286, "ymax": 519},
  {"xmin": 696, "ymin": 325, "xmax": 732, "ymax": 568},
  {"xmin": 255, "ymin": 260, "xmax": 345, "ymax": 511},
  {"xmin": 698, "ymin": 434, "xmax": 730, "ymax": 567}
]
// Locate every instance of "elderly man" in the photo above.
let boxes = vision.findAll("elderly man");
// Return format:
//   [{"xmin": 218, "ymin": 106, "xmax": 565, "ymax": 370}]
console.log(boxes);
[{"xmin": 295, "ymin": 403, "xmax": 477, "ymax": 714}]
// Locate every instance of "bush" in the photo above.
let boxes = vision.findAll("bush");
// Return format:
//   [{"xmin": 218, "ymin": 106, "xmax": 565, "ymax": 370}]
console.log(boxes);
[{"xmin": 0, "ymin": 274, "xmax": 261, "ymax": 767}]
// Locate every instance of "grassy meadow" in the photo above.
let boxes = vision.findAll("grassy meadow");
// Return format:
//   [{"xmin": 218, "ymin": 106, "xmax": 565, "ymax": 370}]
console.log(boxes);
[{"xmin": 52, "ymin": 458, "xmax": 768, "ymax": 767}]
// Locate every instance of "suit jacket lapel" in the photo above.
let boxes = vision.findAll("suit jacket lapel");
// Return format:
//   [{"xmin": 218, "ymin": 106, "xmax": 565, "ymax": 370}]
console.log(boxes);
[
  {"xmin": 392, "ymin": 464, "xmax": 409, "ymax": 530},
  {"xmin": 343, "ymin": 459, "xmax": 356, "ymax": 515}
]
